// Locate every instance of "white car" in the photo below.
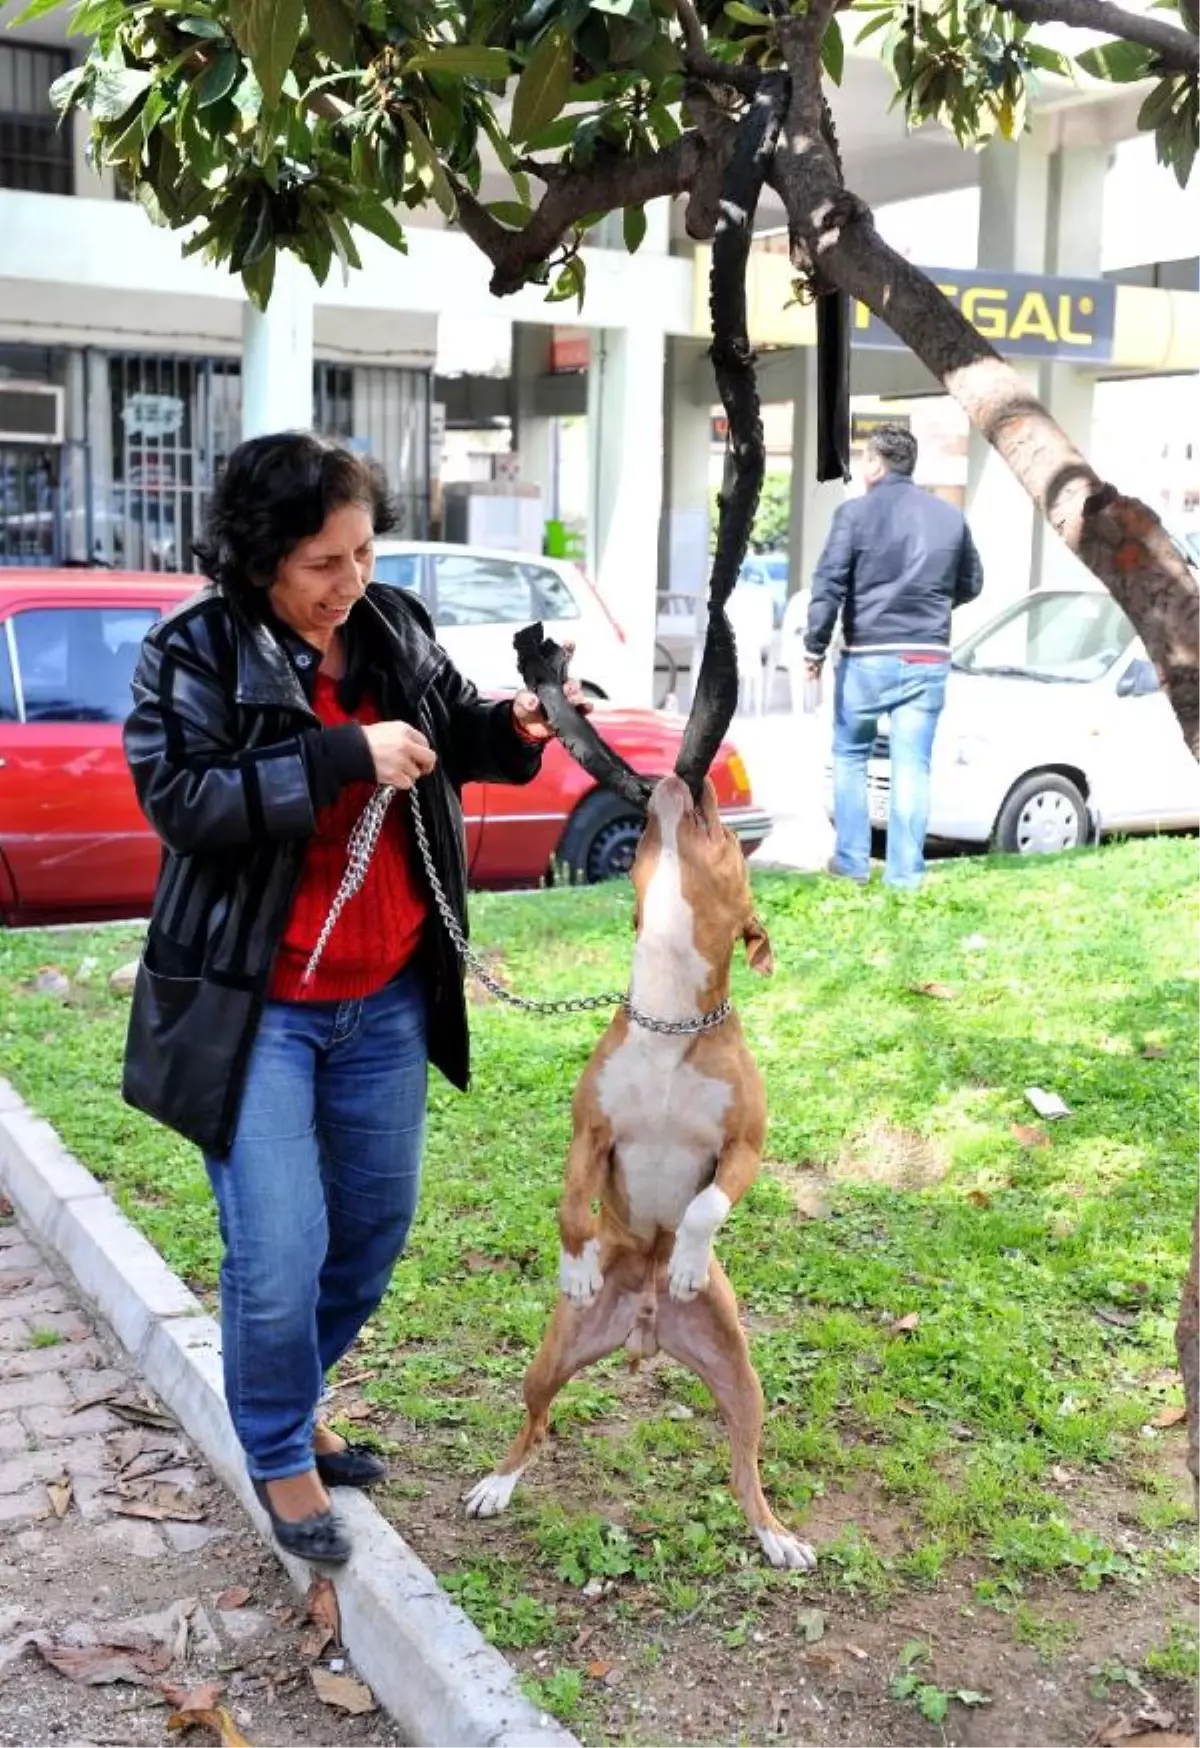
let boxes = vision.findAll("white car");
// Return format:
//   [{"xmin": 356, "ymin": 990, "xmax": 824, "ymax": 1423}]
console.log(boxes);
[
  {"xmin": 372, "ymin": 540, "xmax": 630, "ymax": 701},
  {"xmin": 828, "ymin": 587, "xmax": 1200, "ymax": 853}
]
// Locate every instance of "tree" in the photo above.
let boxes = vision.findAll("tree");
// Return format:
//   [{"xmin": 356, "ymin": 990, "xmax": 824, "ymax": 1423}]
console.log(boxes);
[{"xmin": 22, "ymin": 0, "xmax": 1200, "ymax": 1475}]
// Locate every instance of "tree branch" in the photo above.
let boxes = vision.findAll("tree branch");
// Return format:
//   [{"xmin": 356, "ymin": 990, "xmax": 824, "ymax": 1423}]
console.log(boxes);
[
  {"xmin": 453, "ymin": 130, "xmax": 713, "ymax": 295},
  {"xmin": 671, "ymin": 0, "xmax": 764, "ymax": 95},
  {"xmin": 994, "ymin": 0, "xmax": 1198, "ymax": 74}
]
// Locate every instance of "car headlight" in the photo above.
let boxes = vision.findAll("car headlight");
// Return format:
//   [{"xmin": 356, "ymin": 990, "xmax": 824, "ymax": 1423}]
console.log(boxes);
[{"xmin": 954, "ymin": 734, "xmax": 991, "ymax": 766}]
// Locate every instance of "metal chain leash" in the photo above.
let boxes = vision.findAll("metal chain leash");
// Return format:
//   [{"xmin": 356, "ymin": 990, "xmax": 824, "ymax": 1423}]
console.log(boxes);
[{"xmin": 302, "ymin": 783, "xmax": 733, "ymax": 1038}]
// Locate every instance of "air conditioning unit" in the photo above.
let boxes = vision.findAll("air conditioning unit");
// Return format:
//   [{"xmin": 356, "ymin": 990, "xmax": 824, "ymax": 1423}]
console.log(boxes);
[{"xmin": 0, "ymin": 382, "xmax": 65, "ymax": 444}]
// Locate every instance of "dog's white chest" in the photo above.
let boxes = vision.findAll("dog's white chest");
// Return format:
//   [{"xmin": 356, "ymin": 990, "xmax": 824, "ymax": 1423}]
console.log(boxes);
[{"xmin": 597, "ymin": 1040, "xmax": 731, "ymax": 1234}]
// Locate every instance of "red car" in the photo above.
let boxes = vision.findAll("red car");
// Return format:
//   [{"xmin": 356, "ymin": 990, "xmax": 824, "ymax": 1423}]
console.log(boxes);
[{"xmin": 0, "ymin": 572, "xmax": 770, "ymax": 926}]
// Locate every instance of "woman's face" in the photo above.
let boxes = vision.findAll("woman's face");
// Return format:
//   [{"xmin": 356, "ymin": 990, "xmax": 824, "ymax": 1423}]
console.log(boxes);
[{"xmin": 268, "ymin": 500, "xmax": 375, "ymax": 648}]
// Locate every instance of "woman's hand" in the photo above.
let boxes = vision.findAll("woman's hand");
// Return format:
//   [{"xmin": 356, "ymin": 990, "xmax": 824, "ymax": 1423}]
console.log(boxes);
[
  {"xmin": 512, "ymin": 642, "xmax": 594, "ymax": 744},
  {"xmin": 361, "ymin": 721, "xmax": 438, "ymax": 789}
]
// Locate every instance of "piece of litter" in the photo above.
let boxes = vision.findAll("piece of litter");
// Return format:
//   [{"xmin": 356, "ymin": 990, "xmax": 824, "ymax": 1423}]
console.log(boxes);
[{"xmin": 1024, "ymin": 1086, "xmax": 1071, "ymax": 1120}]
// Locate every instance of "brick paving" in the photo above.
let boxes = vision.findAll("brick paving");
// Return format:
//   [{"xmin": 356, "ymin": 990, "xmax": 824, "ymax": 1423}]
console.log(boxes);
[{"xmin": 0, "ymin": 1210, "xmax": 403, "ymax": 1746}]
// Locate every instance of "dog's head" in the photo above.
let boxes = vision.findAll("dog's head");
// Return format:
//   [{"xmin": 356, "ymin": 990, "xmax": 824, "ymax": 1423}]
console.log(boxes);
[{"xmin": 630, "ymin": 774, "xmax": 772, "ymax": 978}]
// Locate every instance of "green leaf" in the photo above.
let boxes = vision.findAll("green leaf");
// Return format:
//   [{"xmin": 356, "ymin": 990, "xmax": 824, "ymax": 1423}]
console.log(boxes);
[
  {"xmin": 545, "ymin": 254, "xmax": 586, "ymax": 311},
  {"xmin": 176, "ymin": 17, "xmax": 228, "ymax": 38},
  {"xmin": 91, "ymin": 59, "xmax": 153, "ymax": 122},
  {"xmin": 954, "ymin": 1691, "xmax": 992, "ymax": 1707},
  {"xmin": 486, "ymin": 200, "xmax": 534, "ymax": 227},
  {"xmin": 406, "ymin": 44, "xmax": 513, "ymax": 79},
  {"xmin": 622, "ymin": 201, "xmax": 646, "ymax": 252},
  {"xmin": 917, "ymin": 1687, "xmax": 949, "ymax": 1725},
  {"xmin": 47, "ymin": 63, "xmax": 90, "ymax": 113},
  {"xmin": 194, "ymin": 44, "xmax": 239, "ymax": 108},
  {"xmin": 478, "ymin": 102, "xmax": 530, "ymax": 204},
  {"xmin": 1138, "ymin": 75, "xmax": 1180, "ymax": 130},
  {"xmin": 1075, "ymin": 39, "xmax": 1154, "ymax": 82},
  {"xmin": 5, "ymin": 0, "xmax": 65, "ymax": 24},
  {"xmin": 1023, "ymin": 41, "xmax": 1072, "ymax": 77},
  {"xmin": 347, "ymin": 191, "xmax": 407, "ymax": 251},
  {"xmin": 523, "ymin": 112, "xmax": 580, "ymax": 151},
  {"xmin": 511, "ymin": 24, "xmax": 572, "ymax": 144},
  {"xmin": 228, "ymin": 0, "xmax": 303, "ymax": 108},
  {"xmin": 724, "ymin": 0, "xmax": 769, "ymax": 24},
  {"xmin": 242, "ymin": 243, "xmax": 276, "ymax": 310},
  {"xmin": 821, "ymin": 16, "xmax": 845, "ymax": 84},
  {"xmin": 306, "ymin": 0, "xmax": 356, "ymax": 63},
  {"xmin": 401, "ymin": 111, "xmax": 456, "ymax": 217}
]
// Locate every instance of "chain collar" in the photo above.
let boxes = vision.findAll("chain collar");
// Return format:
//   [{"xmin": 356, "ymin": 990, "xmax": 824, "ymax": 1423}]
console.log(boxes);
[{"xmin": 301, "ymin": 783, "xmax": 735, "ymax": 1039}]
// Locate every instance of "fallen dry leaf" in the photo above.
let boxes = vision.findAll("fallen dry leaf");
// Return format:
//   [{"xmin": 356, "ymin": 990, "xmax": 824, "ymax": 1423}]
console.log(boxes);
[
  {"xmin": 792, "ymin": 1182, "xmax": 832, "ymax": 1221},
  {"xmin": 796, "ymin": 1608, "xmax": 825, "ymax": 1644},
  {"xmin": 889, "ymin": 1312, "xmax": 921, "ymax": 1335},
  {"xmin": 46, "ymin": 1477, "xmax": 71, "ymax": 1519},
  {"xmin": 305, "ymin": 1577, "xmax": 341, "ymax": 1649},
  {"xmin": 298, "ymin": 1627, "xmax": 334, "ymax": 1662},
  {"xmin": 1090, "ymin": 1715, "xmax": 1189, "ymax": 1747},
  {"xmin": 910, "ymin": 981, "xmax": 956, "ymax": 1000},
  {"xmin": 587, "ymin": 1659, "xmax": 612, "ymax": 1680},
  {"xmin": 160, "ymin": 1681, "xmax": 223, "ymax": 1712},
  {"xmin": 310, "ymin": 1668, "xmax": 376, "ymax": 1715},
  {"xmin": 167, "ymin": 1705, "xmax": 250, "ymax": 1745},
  {"xmin": 1094, "ymin": 1305, "xmax": 1139, "ymax": 1329},
  {"xmin": 114, "ymin": 1491, "xmax": 206, "ymax": 1525},
  {"xmin": 107, "ymin": 1393, "xmax": 177, "ymax": 1432},
  {"xmin": 844, "ymin": 1643, "xmax": 869, "ymax": 1661},
  {"xmin": 967, "ymin": 1189, "xmax": 992, "ymax": 1209},
  {"xmin": 1011, "ymin": 1123, "xmax": 1051, "ymax": 1148},
  {"xmin": 216, "ymin": 1587, "xmax": 252, "ymax": 1613},
  {"xmin": 35, "ymin": 1638, "xmax": 173, "ymax": 1686},
  {"xmin": 1140, "ymin": 1045, "xmax": 1169, "ymax": 1060},
  {"xmin": 1152, "ymin": 1404, "xmax": 1188, "ymax": 1428}
]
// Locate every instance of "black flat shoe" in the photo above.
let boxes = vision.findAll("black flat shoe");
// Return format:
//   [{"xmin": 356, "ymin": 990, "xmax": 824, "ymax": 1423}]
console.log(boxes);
[
  {"xmin": 314, "ymin": 1442, "xmax": 388, "ymax": 1489},
  {"xmin": 251, "ymin": 1478, "xmax": 352, "ymax": 1564}
]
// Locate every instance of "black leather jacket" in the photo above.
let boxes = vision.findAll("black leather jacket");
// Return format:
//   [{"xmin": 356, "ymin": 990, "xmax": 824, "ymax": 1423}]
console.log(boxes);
[{"xmin": 121, "ymin": 581, "xmax": 541, "ymax": 1159}]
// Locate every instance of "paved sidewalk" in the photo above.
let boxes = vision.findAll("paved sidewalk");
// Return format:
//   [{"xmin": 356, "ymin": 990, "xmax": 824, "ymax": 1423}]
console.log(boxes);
[{"xmin": 0, "ymin": 1209, "xmax": 403, "ymax": 1747}]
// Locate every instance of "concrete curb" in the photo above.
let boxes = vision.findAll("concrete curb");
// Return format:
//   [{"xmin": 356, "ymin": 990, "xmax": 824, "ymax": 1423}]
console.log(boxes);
[{"xmin": 0, "ymin": 1078, "xmax": 577, "ymax": 1748}]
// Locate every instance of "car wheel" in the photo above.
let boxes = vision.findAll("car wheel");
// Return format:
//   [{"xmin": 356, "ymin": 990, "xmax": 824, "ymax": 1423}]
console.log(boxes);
[
  {"xmin": 558, "ymin": 791, "xmax": 646, "ymax": 884},
  {"xmin": 993, "ymin": 772, "xmax": 1088, "ymax": 855}
]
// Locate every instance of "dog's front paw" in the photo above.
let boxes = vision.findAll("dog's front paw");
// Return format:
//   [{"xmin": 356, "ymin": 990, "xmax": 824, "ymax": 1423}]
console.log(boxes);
[
  {"xmin": 559, "ymin": 1238, "xmax": 603, "ymax": 1307},
  {"xmin": 667, "ymin": 1237, "xmax": 711, "ymax": 1302},
  {"xmin": 463, "ymin": 1471, "xmax": 521, "ymax": 1519},
  {"xmin": 756, "ymin": 1524, "xmax": 818, "ymax": 1571}
]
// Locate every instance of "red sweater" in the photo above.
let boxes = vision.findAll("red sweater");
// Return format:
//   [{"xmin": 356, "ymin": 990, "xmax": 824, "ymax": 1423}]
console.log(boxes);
[{"xmin": 270, "ymin": 674, "xmax": 427, "ymax": 1003}]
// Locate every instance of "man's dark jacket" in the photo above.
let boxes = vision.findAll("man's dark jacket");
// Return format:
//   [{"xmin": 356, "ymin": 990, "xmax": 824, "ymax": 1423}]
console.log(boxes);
[
  {"xmin": 121, "ymin": 581, "xmax": 541, "ymax": 1160},
  {"xmin": 804, "ymin": 472, "xmax": 984, "ymax": 660}
]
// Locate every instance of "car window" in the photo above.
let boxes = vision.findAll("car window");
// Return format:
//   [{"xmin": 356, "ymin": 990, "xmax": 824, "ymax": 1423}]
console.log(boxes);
[
  {"xmin": 0, "ymin": 627, "xmax": 16, "ymax": 722},
  {"xmin": 527, "ymin": 564, "xmax": 579, "ymax": 623},
  {"xmin": 433, "ymin": 556, "xmax": 528, "ymax": 626},
  {"xmin": 956, "ymin": 593, "xmax": 1134, "ymax": 683},
  {"xmin": 373, "ymin": 553, "xmax": 423, "ymax": 593},
  {"xmin": 11, "ymin": 606, "xmax": 157, "ymax": 723}
]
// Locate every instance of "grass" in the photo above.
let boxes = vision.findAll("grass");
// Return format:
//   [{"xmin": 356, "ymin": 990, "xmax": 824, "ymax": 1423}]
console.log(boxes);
[{"xmin": 0, "ymin": 838, "xmax": 1196, "ymax": 1733}]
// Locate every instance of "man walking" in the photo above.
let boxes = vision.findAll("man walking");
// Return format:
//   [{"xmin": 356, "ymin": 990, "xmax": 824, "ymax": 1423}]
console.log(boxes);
[{"xmin": 803, "ymin": 425, "xmax": 983, "ymax": 891}]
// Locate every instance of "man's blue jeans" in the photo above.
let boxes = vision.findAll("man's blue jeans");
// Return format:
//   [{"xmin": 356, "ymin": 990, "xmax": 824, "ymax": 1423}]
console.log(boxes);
[
  {"xmin": 204, "ymin": 967, "xmax": 427, "ymax": 1480},
  {"xmin": 832, "ymin": 653, "xmax": 951, "ymax": 891}
]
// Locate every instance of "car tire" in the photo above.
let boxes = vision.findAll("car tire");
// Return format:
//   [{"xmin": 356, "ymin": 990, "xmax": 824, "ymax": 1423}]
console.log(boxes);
[
  {"xmin": 992, "ymin": 772, "xmax": 1088, "ymax": 855},
  {"xmin": 557, "ymin": 791, "xmax": 647, "ymax": 884}
]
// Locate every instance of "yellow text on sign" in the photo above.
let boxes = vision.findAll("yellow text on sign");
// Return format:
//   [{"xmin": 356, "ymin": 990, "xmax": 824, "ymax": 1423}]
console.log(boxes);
[{"xmin": 854, "ymin": 285, "xmax": 1101, "ymax": 348}]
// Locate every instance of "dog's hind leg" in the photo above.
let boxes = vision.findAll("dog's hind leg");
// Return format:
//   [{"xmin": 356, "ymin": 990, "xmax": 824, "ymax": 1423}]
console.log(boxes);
[
  {"xmin": 656, "ymin": 1261, "xmax": 816, "ymax": 1571},
  {"xmin": 463, "ymin": 1275, "xmax": 639, "ymax": 1519}
]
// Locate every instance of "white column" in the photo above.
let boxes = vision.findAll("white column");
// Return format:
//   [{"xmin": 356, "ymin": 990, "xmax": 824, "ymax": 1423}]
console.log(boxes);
[
  {"xmin": 965, "ymin": 136, "xmax": 1052, "ymax": 615},
  {"xmin": 789, "ymin": 348, "xmax": 847, "ymax": 593},
  {"xmin": 241, "ymin": 254, "xmax": 315, "ymax": 439},
  {"xmin": 587, "ymin": 323, "xmax": 666, "ymax": 705},
  {"xmin": 1034, "ymin": 143, "xmax": 1107, "ymax": 590},
  {"xmin": 659, "ymin": 337, "xmax": 712, "ymax": 603}
]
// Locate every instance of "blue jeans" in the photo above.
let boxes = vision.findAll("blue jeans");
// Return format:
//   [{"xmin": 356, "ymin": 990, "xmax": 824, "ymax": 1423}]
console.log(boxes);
[
  {"xmin": 204, "ymin": 967, "xmax": 427, "ymax": 1480},
  {"xmin": 832, "ymin": 653, "xmax": 950, "ymax": 891}
]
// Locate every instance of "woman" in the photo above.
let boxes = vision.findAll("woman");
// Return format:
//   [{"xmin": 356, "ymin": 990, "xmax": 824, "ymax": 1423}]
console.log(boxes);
[{"xmin": 122, "ymin": 432, "xmax": 586, "ymax": 1564}]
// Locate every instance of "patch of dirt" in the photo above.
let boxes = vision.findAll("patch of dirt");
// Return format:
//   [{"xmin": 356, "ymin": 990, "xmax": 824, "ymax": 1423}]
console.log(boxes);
[
  {"xmin": 832, "ymin": 1121, "xmax": 949, "ymax": 1189},
  {"xmin": 360, "ymin": 1359, "xmax": 1197, "ymax": 1748}
]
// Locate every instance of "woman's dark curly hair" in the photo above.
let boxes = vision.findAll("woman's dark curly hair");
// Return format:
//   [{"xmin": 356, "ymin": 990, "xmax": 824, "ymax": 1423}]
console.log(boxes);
[{"xmin": 194, "ymin": 432, "xmax": 399, "ymax": 596}]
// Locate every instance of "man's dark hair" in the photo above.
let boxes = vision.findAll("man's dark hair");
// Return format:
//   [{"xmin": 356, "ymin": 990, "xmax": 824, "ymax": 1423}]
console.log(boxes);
[
  {"xmin": 195, "ymin": 432, "xmax": 398, "ymax": 595},
  {"xmin": 866, "ymin": 424, "xmax": 918, "ymax": 477}
]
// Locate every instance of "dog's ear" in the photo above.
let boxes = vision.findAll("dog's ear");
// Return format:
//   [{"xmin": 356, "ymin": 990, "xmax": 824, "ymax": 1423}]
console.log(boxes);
[{"xmin": 743, "ymin": 914, "xmax": 773, "ymax": 977}]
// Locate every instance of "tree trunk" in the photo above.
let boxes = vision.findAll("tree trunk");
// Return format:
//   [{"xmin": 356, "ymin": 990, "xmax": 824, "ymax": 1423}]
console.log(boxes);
[{"xmin": 770, "ymin": 134, "xmax": 1200, "ymax": 1497}]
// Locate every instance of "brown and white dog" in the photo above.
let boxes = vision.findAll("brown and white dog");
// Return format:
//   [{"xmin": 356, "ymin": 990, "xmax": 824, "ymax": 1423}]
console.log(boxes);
[{"xmin": 463, "ymin": 773, "xmax": 816, "ymax": 1570}]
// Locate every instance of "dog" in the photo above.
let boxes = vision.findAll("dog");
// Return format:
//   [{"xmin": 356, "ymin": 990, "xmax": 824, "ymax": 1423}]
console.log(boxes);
[{"xmin": 463, "ymin": 773, "xmax": 816, "ymax": 1571}]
